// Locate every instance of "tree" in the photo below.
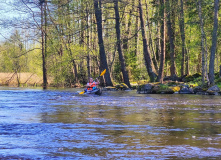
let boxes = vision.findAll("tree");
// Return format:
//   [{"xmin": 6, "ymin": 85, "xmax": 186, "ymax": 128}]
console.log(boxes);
[
  {"xmin": 179, "ymin": 0, "xmax": 187, "ymax": 76},
  {"xmin": 40, "ymin": 0, "xmax": 48, "ymax": 89},
  {"xmin": 93, "ymin": 0, "xmax": 113, "ymax": 86},
  {"xmin": 113, "ymin": 0, "xmax": 131, "ymax": 87},
  {"xmin": 208, "ymin": 0, "xmax": 219, "ymax": 85},
  {"xmin": 138, "ymin": 0, "xmax": 157, "ymax": 82},
  {"xmin": 197, "ymin": 0, "xmax": 207, "ymax": 85},
  {"xmin": 166, "ymin": 0, "xmax": 176, "ymax": 76},
  {"xmin": 157, "ymin": 0, "xmax": 166, "ymax": 83},
  {"xmin": 1, "ymin": 0, "xmax": 221, "ymax": 87}
]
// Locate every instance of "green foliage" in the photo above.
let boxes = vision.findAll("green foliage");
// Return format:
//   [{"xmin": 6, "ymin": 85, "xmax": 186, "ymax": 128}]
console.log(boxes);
[
  {"xmin": 0, "ymin": 30, "xmax": 37, "ymax": 73},
  {"xmin": 125, "ymin": 49, "xmax": 141, "ymax": 81},
  {"xmin": 47, "ymin": 43, "xmax": 87, "ymax": 86},
  {"xmin": 159, "ymin": 84, "xmax": 169, "ymax": 90},
  {"xmin": 215, "ymin": 72, "xmax": 220, "ymax": 79},
  {"xmin": 113, "ymin": 59, "xmax": 122, "ymax": 82},
  {"xmin": 216, "ymin": 82, "xmax": 221, "ymax": 88},
  {"xmin": 1, "ymin": 0, "xmax": 221, "ymax": 87},
  {"xmin": 27, "ymin": 44, "xmax": 42, "ymax": 75}
]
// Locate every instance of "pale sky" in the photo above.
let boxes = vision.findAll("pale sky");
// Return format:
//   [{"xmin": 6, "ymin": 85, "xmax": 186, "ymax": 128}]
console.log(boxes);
[{"xmin": 0, "ymin": 0, "xmax": 32, "ymax": 42}]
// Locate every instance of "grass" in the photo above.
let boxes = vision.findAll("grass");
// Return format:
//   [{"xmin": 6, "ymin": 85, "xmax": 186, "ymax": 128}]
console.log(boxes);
[{"xmin": 0, "ymin": 72, "xmax": 46, "ymax": 86}]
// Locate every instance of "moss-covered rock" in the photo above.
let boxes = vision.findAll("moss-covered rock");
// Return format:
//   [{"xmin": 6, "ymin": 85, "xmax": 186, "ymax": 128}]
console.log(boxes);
[
  {"xmin": 136, "ymin": 79, "xmax": 221, "ymax": 95},
  {"xmin": 137, "ymin": 83, "xmax": 154, "ymax": 94},
  {"xmin": 115, "ymin": 83, "xmax": 129, "ymax": 90},
  {"xmin": 167, "ymin": 81, "xmax": 184, "ymax": 86},
  {"xmin": 192, "ymin": 73, "xmax": 201, "ymax": 78},
  {"xmin": 182, "ymin": 73, "xmax": 201, "ymax": 83},
  {"xmin": 152, "ymin": 84, "xmax": 174, "ymax": 94},
  {"xmin": 163, "ymin": 75, "xmax": 182, "ymax": 82},
  {"xmin": 182, "ymin": 75, "xmax": 194, "ymax": 82}
]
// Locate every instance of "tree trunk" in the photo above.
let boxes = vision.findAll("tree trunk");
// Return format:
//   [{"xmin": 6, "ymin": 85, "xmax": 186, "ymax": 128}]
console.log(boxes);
[
  {"xmin": 219, "ymin": 65, "xmax": 221, "ymax": 78},
  {"xmin": 145, "ymin": 0, "xmax": 159, "ymax": 71},
  {"xmin": 79, "ymin": 1, "xmax": 85, "ymax": 46},
  {"xmin": 122, "ymin": 0, "xmax": 135, "ymax": 51},
  {"xmin": 114, "ymin": 0, "xmax": 131, "ymax": 87},
  {"xmin": 157, "ymin": 0, "xmax": 166, "ymax": 83},
  {"xmin": 197, "ymin": 0, "xmax": 206, "ymax": 85},
  {"xmin": 93, "ymin": 0, "xmax": 113, "ymax": 86},
  {"xmin": 72, "ymin": 59, "xmax": 78, "ymax": 83},
  {"xmin": 166, "ymin": 0, "xmax": 176, "ymax": 76},
  {"xmin": 138, "ymin": 0, "xmax": 157, "ymax": 82},
  {"xmin": 185, "ymin": 47, "xmax": 189, "ymax": 75},
  {"xmin": 86, "ymin": 4, "xmax": 91, "ymax": 80},
  {"xmin": 134, "ymin": 7, "xmax": 139, "ymax": 56},
  {"xmin": 179, "ymin": 0, "xmax": 186, "ymax": 77},
  {"xmin": 209, "ymin": 0, "xmax": 219, "ymax": 85},
  {"xmin": 41, "ymin": 0, "xmax": 48, "ymax": 89}
]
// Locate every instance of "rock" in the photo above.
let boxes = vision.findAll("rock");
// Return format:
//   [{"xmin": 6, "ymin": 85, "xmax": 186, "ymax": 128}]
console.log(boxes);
[
  {"xmin": 152, "ymin": 84, "xmax": 174, "ymax": 94},
  {"xmin": 152, "ymin": 85, "xmax": 160, "ymax": 94},
  {"xmin": 193, "ymin": 86, "xmax": 203, "ymax": 94},
  {"xmin": 192, "ymin": 73, "xmax": 202, "ymax": 78},
  {"xmin": 179, "ymin": 86, "xmax": 194, "ymax": 94},
  {"xmin": 160, "ymin": 89, "xmax": 174, "ymax": 94},
  {"xmin": 207, "ymin": 85, "xmax": 220, "ymax": 92},
  {"xmin": 137, "ymin": 83, "xmax": 154, "ymax": 94},
  {"xmin": 167, "ymin": 81, "xmax": 184, "ymax": 86},
  {"xmin": 115, "ymin": 83, "xmax": 129, "ymax": 90},
  {"xmin": 182, "ymin": 73, "xmax": 201, "ymax": 83},
  {"xmin": 207, "ymin": 85, "xmax": 220, "ymax": 95},
  {"xmin": 164, "ymin": 75, "xmax": 182, "ymax": 82},
  {"xmin": 196, "ymin": 92, "xmax": 208, "ymax": 95},
  {"xmin": 193, "ymin": 86, "xmax": 207, "ymax": 95}
]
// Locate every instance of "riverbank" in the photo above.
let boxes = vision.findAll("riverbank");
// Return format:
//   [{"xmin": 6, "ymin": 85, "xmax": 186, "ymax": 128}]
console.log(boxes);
[{"xmin": 0, "ymin": 72, "xmax": 45, "ymax": 87}]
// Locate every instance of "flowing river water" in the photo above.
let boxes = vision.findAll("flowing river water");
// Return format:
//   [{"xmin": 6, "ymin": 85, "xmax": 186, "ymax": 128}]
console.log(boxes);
[{"xmin": 0, "ymin": 87, "xmax": 221, "ymax": 159}]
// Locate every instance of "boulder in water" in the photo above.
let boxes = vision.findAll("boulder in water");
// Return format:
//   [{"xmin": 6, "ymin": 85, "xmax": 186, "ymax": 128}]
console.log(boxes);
[
  {"xmin": 207, "ymin": 85, "xmax": 220, "ymax": 95},
  {"xmin": 179, "ymin": 86, "xmax": 194, "ymax": 94},
  {"xmin": 137, "ymin": 83, "xmax": 154, "ymax": 94}
]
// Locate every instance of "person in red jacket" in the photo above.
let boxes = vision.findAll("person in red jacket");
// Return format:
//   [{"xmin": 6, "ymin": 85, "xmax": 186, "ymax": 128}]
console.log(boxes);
[{"xmin": 86, "ymin": 77, "xmax": 100, "ymax": 91}]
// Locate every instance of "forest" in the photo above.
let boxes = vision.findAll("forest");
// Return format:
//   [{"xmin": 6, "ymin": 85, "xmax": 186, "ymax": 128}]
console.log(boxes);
[{"xmin": 0, "ymin": 0, "xmax": 220, "ymax": 89}]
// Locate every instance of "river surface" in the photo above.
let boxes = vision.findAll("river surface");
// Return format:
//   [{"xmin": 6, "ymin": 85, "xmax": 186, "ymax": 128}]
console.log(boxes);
[{"xmin": 0, "ymin": 87, "xmax": 221, "ymax": 159}]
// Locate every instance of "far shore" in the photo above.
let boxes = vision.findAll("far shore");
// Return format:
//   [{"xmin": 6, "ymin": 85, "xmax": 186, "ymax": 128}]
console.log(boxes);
[{"xmin": 0, "ymin": 72, "xmax": 45, "ymax": 87}]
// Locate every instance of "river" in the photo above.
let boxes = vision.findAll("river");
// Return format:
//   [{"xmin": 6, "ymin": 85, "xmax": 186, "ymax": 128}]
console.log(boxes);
[{"xmin": 0, "ymin": 87, "xmax": 221, "ymax": 159}]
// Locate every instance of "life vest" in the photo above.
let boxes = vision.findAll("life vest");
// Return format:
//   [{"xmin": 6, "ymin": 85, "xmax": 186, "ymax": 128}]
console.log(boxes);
[{"xmin": 87, "ymin": 82, "xmax": 96, "ymax": 90}]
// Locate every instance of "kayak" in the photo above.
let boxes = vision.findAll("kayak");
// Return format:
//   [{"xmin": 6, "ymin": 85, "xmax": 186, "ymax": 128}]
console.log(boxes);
[{"xmin": 84, "ymin": 88, "xmax": 102, "ymax": 95}]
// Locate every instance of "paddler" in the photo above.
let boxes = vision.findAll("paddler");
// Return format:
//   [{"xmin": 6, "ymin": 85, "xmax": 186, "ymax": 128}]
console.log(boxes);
[{"xmin": 85, "ymin": 77, "xmax": 100, "ymax": 91}]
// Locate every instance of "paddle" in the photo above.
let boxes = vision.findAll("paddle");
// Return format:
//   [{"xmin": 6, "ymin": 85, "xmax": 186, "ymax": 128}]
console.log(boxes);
[{"xmin": 79, "ymin": 69, "xmax": 106, "ymax": 94}]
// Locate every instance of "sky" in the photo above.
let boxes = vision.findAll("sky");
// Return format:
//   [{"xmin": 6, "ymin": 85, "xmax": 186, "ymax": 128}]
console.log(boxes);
[
  {"xmin": 0, "ymin": 0, "xmax": 30, "ymax": 42},
  {"xmin": 0, "ymin": 1, "xmax": 15, "ymax": 42}
]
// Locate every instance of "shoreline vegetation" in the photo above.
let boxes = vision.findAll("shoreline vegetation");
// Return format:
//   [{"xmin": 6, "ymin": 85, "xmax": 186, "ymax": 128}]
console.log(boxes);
[{"xmin": 2, "ymin": 72, "xmax": 221, "ymax": 96}]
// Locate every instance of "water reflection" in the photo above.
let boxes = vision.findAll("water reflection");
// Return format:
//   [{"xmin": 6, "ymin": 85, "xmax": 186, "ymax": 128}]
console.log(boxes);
[{"xmin": 0, "ymin": 87, "xmax": 221, "ymax": 159}]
